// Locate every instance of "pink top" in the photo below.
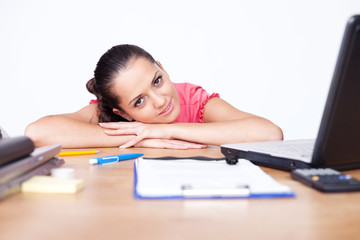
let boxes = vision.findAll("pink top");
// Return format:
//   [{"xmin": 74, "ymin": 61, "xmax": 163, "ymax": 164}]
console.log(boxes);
[
  {"xmin": 90, "ymin": 82, "xmax": 219, "ymax": 123},
  {"xmin": 173, "ymin": 83, "xmax": 219, "ymax": 123}
]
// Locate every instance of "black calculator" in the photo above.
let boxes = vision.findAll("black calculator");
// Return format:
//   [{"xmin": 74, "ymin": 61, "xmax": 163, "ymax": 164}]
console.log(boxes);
[{"xmin": 291, "ymin": 168, "xmax": 360, "ymax": 192}]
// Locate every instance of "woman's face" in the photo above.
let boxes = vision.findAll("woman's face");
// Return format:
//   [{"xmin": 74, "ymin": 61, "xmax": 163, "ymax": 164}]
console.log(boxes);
[{"xmin": 112, "ymin": 57, "xmax": 180, "ymax": 123}]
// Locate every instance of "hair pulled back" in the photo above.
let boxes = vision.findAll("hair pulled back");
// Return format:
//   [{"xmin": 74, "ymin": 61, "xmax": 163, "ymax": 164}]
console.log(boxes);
[{"xmin": 86, "ymin": 44, "xmax": 156, "ymax": 122}]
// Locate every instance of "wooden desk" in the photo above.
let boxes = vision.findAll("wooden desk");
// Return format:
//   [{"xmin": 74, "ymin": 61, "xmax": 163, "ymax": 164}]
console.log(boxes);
[{"xmin": 1, "ymin": 147, "xmax": 360, "ymax": 240}]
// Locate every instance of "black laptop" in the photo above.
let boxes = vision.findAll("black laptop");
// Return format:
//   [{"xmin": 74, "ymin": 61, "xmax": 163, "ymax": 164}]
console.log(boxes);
[{"xmin": 221, "ymin": 15, "xmax": 360, "ymax": 171}]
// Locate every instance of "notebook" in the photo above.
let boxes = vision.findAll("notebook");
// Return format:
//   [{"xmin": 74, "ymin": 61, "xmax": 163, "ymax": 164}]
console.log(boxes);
[
  {"xmin": 0, "ymin": 156, "xmax": 64, "ymax": 200},
  {"xmin": 0, "ymin": 144, "xmax": 62, "ymax": 185},
  {"xmin": 221, "ymin": 15, "xmax": 360, "ymax": 171},
  {"xmin": 0, "ymin": 142, "xmax": 62, "ymax": 200}
]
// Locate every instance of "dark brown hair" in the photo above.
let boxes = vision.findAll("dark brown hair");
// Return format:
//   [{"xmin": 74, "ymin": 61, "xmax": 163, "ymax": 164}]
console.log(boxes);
[{"xmin": 86, "ymin": 44, "xmax": 156, "ymax": 122}]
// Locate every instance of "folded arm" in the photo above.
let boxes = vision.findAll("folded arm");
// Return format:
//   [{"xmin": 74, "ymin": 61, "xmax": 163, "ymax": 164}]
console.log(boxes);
[
  {"xmin": 25, "ymin": 104, "xmax": 206, "ymax": 149},
  {"xmin": 101, "ymin": 97, "xmax": 283, "ymax": 148},
  {"xmin": 25, "ymin": 104, "xmax": 129, "ymax": 148}
]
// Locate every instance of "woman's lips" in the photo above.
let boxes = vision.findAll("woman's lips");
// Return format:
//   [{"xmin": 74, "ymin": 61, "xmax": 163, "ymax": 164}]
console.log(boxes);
[{"xmin": 159, "ymin": 99, "xmax": 173, "ymax": 116}]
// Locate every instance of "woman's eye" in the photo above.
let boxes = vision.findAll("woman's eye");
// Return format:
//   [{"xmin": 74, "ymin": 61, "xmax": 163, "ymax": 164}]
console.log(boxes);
[
  {"xmin": 154, "ymin": 76, "xmax": 162, "ymax": 86},
  {"xmin": 135, "ymin": 98, "xmax": 144, "ymax": 107}
]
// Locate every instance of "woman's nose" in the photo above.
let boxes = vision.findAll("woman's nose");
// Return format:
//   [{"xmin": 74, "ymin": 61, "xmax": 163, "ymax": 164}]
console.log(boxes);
[{"xmin": 151, "ymin": 92, "xmax": 166, "ymax": 109}]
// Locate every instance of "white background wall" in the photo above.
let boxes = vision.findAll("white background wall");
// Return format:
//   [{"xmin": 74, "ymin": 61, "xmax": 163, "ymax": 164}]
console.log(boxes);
[{"xmin": 0, "ymin": 0, "xmax": 359, "ymax": 140}]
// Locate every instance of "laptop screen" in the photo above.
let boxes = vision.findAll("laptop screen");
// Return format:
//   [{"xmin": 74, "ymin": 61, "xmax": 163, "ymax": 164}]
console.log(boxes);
[{"xmin": 313, "ymin": 16, "xmax": 360, "ymax": 166}]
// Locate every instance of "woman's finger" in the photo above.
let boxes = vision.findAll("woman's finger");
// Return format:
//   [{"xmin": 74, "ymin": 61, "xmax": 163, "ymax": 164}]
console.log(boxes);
[
  {"xmin": 133, "ymin": 139, "xmax": 207, "ymax": 149},
  {"xmin": 99, "ymin": 122, "xmax": 141, "ymax": 129},
  {"xmin": 104, "ymin": 128, "xmax": 137, "ymax": 136},
  {"xmin": 163, "ymin": 140, "xmax": 207, "ymax": 149},
  {"xmin": 119, "ymin": 129, "xmax": 150, "ymax": 149}
]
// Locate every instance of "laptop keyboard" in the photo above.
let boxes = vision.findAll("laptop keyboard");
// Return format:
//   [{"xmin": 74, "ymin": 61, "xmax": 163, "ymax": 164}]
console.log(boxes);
[
  {"xmin": 251, "ymin": 140, "xmax": 315, "ymax": 158},
  {"xmin": 264, "ymin": 143, "xmax": 314, "ymax": 158}
]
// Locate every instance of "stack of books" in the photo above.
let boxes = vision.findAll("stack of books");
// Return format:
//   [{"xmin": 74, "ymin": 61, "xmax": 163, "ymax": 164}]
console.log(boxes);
[{"xmin": 0, "ymin": 136, "xmax": 63, "ymax": 200}]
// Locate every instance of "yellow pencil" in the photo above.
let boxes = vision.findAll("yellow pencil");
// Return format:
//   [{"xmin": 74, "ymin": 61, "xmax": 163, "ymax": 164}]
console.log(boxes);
[{"xmin": 58, "ymin": 150, "xmax": 100, "ymax": 157}]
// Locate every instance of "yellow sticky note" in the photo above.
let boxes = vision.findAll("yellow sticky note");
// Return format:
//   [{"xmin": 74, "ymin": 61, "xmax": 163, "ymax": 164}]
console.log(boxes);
[{"xmin": 21, "ymin": 176, "xmax": 84, "ymax": 194}]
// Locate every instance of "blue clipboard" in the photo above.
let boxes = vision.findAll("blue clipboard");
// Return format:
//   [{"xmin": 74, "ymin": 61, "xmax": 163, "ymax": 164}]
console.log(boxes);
[{"xmin": 133, "ymin": 158, "xmax": 295, "ymax": 199}]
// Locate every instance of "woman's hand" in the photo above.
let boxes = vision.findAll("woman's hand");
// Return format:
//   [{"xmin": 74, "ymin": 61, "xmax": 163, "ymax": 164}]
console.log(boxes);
[
  {"xmin": 99, "ymin": 122, "xmax": 206, "ymax": 149},
  {"xmin": 134, "ymin": 139, "xmax": 207, "ymax": 149}
]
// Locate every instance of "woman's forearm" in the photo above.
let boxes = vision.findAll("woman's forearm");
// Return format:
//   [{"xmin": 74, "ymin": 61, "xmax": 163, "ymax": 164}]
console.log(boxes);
[
  {"xmin": 168, "ymin": 117, "xmax": 283, "ymax": 146},
  {"xmin": 25, "ymin": 115, "xmax": 134, "ymax": 148}
]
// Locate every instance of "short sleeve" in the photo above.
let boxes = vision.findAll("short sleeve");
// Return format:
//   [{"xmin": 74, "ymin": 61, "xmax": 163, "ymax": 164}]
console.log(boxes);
[
  {"xmin": 198, "ymin": 92, "xmax": 220, "ymax": 123},
  {"xmin": 174, "ymin": 83, "xmax": 219, "ymax": 123}
]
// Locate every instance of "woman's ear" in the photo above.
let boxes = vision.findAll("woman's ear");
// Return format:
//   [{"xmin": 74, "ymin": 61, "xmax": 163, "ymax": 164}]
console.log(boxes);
[{"xmin": 112, "ymin": 108, "xmax": 133, "ymax": 121}]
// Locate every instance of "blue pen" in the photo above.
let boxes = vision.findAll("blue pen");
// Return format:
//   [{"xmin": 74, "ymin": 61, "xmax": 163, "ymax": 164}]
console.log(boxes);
[{"xmin": 88, "ymin": 153, "xmax": 144, "ymax": 165}]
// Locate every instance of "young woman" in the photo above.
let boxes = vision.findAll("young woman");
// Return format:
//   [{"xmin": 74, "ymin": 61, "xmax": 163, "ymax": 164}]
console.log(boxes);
[{"xmin": 25, "ymin": 44, "xmax": 283, "ymax": 149}]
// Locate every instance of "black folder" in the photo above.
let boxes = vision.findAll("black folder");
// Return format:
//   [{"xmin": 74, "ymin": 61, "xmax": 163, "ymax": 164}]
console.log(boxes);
[{"xmin": 0, "ymin": 136, "xmax": 35, "ymax": 166}]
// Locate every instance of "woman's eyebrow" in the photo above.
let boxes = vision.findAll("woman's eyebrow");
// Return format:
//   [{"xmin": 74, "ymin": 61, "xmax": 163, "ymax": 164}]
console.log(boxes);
[
  {"xmin": 128, "ymin": 70, "xmax": 160, "ymax": 106},
  {"xmin": 152, "ymin": 70, "xmax": 160, "ymax": 81},
  {"xmin": 128, "ymin": 94, "xmax": 142, "ymax": 106}
]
